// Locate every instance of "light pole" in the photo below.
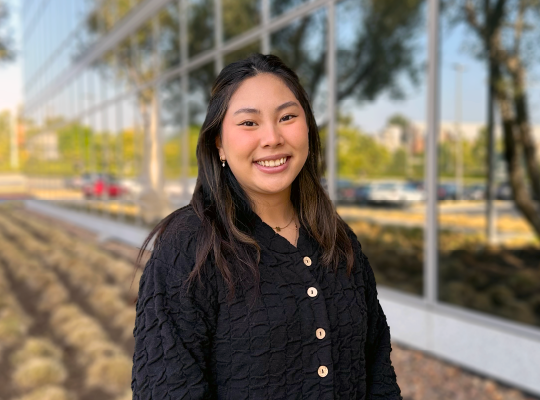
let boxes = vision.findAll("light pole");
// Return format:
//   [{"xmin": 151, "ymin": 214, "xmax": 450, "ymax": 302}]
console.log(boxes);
[{"xmin": 453, "ymin": 63, "xmax": 467, "ymax": 200}]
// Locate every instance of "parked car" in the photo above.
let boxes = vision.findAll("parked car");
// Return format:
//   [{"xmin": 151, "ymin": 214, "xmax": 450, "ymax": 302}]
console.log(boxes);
[
  {"xmin": 438, "ymin": 183, "xmax": 457, "ymax": 200},
  {"xmin": 119, "ymin": 177, "xmax": 143, "ymax": 201},
  {"xmin": 337, "ymin": 180, "xmax": 358, "ymax": 204},
  {"xmin": 82, "ymin": 174, "xmax": 125, "ymax": 198},
  {"xmin": 496, "ymin": 182, "xmax": 513, "ymax": 200},
  {"xmin": 355, "ymin": 184, "xmax": 372, "ymax": 205},
  {"xmin": 366, "ymin": 181, "xmax": 424, "ymax": 206},
  {"xmin": 463, "ymin": 184, "xmax": 486, "ymax": 200}
]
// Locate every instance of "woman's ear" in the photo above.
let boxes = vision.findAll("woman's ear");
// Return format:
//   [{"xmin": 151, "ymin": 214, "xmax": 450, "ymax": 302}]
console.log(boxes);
[{"xmin": 215, "ymin": 135, "xmax": 224, "ymax": 158}]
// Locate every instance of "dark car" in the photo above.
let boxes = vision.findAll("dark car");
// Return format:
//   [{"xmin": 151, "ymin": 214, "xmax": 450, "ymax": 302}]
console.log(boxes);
[
  {"xmin": 355, "ymin": 184, "xmax": 372, "ymax": 204},
  {"xmin": 82, "ymin": 174, "xmax": 124, "ymax": 198},
  {"xmin": 438, "ymin": 183, "xmax": 457, "ymax": 200},
  {"xmin": 496, "ymin": 182, "xmax": 513, "ymax": 200},
  {"xmin": 337, "ymin": 180, "xmax": 358, "ymax": 204}
]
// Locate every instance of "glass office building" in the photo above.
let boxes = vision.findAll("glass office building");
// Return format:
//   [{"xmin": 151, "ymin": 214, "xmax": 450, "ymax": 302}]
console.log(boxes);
[{"xmin": 20, "ymin": 0, "xmax": 540, "ymax": 396}]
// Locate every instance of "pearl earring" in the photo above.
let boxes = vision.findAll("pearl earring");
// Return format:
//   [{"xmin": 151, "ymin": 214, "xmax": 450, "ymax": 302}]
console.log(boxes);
[{"xmin": 220, "ymin": 156, "xmax": 226, "ymax": 167}]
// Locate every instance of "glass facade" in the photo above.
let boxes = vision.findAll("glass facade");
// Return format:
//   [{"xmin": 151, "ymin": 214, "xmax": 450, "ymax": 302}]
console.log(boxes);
[{"xmin": 21, "ymin": 0, "xmax": 540, "ymax": 334}]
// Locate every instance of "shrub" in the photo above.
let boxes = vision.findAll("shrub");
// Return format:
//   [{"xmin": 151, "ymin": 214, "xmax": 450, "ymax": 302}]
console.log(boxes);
[{"xmin": 12, "ymin": 357, "xmax": 67, "ymax": 390}]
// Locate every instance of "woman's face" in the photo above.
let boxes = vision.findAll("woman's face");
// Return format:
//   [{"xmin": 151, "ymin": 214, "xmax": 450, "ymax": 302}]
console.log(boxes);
[{"xmin": 217, "ymin": 73, "xmax": 309, "ymax": 200}]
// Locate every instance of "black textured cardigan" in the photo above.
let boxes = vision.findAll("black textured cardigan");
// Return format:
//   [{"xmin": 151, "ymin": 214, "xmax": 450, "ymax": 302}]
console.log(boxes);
[{"xmin": 131, "ymin": 205, "xmax": 402, "ymax": 399}]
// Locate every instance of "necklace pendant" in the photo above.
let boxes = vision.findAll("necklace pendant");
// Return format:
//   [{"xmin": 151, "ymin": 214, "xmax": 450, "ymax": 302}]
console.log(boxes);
[{"xmin": 275, "ymin": 227, "xmax": 281, "ymax": 232}]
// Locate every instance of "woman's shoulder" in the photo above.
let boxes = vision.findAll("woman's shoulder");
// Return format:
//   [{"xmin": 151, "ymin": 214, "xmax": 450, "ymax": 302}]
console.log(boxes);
[
  {"xmin": 338, "ymin": 217, "xmax": 364, "ymax": 253},
  {"xmin": 150, "ymin": 204, "xmax": 202, "ymax": 273},
  {"xmin": 162, "ymin": 203, "xmax": 201, "ymax": 237}
]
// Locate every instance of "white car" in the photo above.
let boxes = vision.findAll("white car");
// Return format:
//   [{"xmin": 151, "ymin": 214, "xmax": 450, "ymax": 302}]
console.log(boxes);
[{"xmin": 367, "ymin": 181, "xmax": 424, "ymax": 206}]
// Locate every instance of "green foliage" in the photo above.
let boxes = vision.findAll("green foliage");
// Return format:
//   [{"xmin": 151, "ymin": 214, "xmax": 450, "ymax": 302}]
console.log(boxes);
[
  {"xmin": 438, "ymin": 126, "xmax": 504, "ymax": 178},
  {"xmin": 163, "ymin": 125, "xmax": 200, "ymax": 178},
  {"xmin": 387, "ymin": 113, "xmax": 410, "ymax": 129},
  {"xmin": 0, "ymin": 110, "xmax": 13, "ymax": 171},
  {"xmin": 386, "ymin": 148, "xmax": 408, "ymax": 176},
  {"xmin": 22, "ymin": 119, "xmax": 146, "ymax": 177},
  {"xmin": 335, "ymin": 119, "xmax": 390, "ymax": 179}
]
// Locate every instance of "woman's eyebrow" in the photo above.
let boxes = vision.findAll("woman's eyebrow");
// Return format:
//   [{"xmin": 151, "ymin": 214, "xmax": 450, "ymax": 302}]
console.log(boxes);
[
  {"xmin": 233, "ymin": 107, "xmax": 260, "ymax": 115},
  {"xmin": 276, "ymin": 101, "xmax": 299, "ymax": 111},
  {"xmin": 233, "ymin": 101, "xmax": 299, "ymax": 116}
]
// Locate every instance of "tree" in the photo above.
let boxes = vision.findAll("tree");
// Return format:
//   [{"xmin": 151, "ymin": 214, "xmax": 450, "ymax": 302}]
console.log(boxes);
[
  {"xmin": 445, "ymin": 0, "xmax": 540, "ymax": 237},
  {"xmin": 84, "ymin": 0, "xmax": 426, "ymax": 217},
  {"xmin": 336, "ymin": 117, "xmax": 391, "ymax": 179},
  {"xmin": 0, "ymin": 0, "xmax": 14, "ymax": 63},
  {"xmin": 268, "ymin": 0, "xmax": 424, "ymax": 128}
]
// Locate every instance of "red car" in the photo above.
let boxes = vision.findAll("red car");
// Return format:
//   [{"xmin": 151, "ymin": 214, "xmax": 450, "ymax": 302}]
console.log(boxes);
[{"xmin": 82, "ymin": 174, "xmax": 124, "ymax": 198}]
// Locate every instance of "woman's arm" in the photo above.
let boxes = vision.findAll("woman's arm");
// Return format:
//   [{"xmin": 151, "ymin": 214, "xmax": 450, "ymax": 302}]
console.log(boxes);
[
  {"xmin": 131, "ymin": 243, "xmax": 216, "ymax": 399},
  {"xmin": 348, "ymin": 231, "xmax": 402, "ymax": 399},
  {"xmin": 360, "ymin": 249, "xmax": 402, "ymax": 399}
]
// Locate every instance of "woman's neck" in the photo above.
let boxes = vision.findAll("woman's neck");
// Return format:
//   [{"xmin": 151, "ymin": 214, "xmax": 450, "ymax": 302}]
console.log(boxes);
[{"xmin": 250, "ymin": 188, "xmax": 295, "ymax": 228}]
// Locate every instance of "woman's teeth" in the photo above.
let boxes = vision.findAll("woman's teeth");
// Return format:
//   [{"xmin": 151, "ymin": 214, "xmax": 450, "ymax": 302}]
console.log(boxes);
[{"xmin": 256, "ymin": 157, "xmax": 287, "ymax": 167}]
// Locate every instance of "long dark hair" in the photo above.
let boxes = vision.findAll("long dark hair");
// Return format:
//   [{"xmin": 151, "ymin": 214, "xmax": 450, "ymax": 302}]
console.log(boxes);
[{"xmin": 136, "ymin": 53, "xmax": 354, "ymax": 298}]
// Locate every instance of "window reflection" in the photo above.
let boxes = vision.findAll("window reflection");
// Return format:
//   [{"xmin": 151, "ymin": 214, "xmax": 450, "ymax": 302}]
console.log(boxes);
[
  {"xmin": 223, "ymin": 0, "xmax": 261, "ymax": 41},
  {"xmin": 438, "ymin": 3, "xmax": 540, "ymax": 327},
  {"xmin": 224, "ymin": 42, "xmax": 261, "ymax": 66},
  {"xmin": 188, "ymin": 0, "xmax": 215, "ymax": 57},
  {"xmin": 334, "ymin": 0, "xmax": 427, "ymax": 296}
]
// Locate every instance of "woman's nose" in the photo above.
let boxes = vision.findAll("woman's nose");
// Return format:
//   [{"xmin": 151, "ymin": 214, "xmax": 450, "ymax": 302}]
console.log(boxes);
[{"xmin": 260, "ymin": 124, "xmax": 283, "ymax": 147}]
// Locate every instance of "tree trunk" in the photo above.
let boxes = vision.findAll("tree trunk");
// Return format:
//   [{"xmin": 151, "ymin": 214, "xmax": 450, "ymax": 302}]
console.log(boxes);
[
  {"xmin": 512, "ymin": 64, "xmax": 540, "ymax": 201},
  {"xmin": 492, "ymin": 63, "xmax": 540, "ymax": 237}
]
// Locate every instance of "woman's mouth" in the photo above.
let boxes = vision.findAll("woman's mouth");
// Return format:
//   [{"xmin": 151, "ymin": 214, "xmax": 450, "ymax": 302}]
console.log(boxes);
[
  {"xmin": 255, "ymin": 157, "xmax": 288, "ymax": 167},
  {"xmin": 253, "ymin": 156, "xmax": 291, "ymax": 173}
]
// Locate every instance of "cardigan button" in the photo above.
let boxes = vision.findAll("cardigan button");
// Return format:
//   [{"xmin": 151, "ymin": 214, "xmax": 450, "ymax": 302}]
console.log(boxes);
[
  {"xmin": 318, "ymin": 365, "xmax": 328, "ymax": 377},
  {"xmin": 303, "ymin": 256, "xmax": 312, "ymax": 266},
  {"xmin": 316, "ymin": 328, "xmax": 326, "ymax": 339},
  {"xmin": 307, "ymin": 287, "xmax": 318, "ymax": 297}
]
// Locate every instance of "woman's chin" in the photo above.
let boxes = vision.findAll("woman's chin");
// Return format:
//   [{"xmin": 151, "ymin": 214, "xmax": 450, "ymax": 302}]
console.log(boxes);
[{"xmin": 251, "ymin": 182, "xmax": 293, "ymax": 196}]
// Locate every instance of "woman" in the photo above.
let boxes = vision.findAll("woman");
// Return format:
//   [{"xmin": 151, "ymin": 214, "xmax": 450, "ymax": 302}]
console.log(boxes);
[{"xmin": 132, "ymin": 53, "xmax": 402, "ymax": 399}]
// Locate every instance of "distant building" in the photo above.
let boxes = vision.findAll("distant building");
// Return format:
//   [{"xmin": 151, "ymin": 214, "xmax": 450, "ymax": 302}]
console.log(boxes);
[
  {"xmin": 376, "ymin": 123, "xmax": 425, "ymax": 155},
  {"xmin": 26, "ymin": 131, "xmax": 59, "ymax": 160},
  {"xmin": 377, "ymin": 121, "xmax": 540, "ymax": 160}
]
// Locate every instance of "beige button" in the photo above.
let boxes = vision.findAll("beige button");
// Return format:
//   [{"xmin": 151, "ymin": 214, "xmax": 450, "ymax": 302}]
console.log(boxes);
[
  {"xmin": 316, "ymin": 328, "xmax": 326, "ymax": 339},
  {"xmin": 307, "ymin": 287, "xmax": 318, "ymax": 297},
  {"xmin": 303, "ymin": 256, "xmax": 312, "ymax": 266},
  {"xmin": 318, "ymin": 365, "xmax": 328, "ymax": 377}
]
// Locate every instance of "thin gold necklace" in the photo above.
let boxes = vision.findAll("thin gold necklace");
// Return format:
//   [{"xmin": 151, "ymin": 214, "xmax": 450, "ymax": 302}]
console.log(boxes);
[{"xmin": 273, "ymin": 212, "xmax": 295, "ymax": 232}]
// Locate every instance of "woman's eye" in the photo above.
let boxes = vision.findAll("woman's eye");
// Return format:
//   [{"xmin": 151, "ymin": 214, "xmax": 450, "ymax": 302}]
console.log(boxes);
[
  {"xmin": 239, "ymin": 121, "xmax": 256, "ymax": 127},
  {"xmin": 280, "ymin": 114, "xmax": 297, "ymax": 122}
]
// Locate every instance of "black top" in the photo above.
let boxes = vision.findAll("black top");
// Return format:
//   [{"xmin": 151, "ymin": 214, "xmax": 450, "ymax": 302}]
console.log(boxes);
[{"xmin": 131, "ymin": 205, "xmax": 402, "ymax": 399}]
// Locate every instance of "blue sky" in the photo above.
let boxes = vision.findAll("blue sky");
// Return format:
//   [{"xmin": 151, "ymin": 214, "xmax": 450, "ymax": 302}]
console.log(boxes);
[
  {"xmin": 1, "ymin": 1, "xmax": 538, "ymax": 131},
  {"xmin": 349, "ymin": 22, "xmax": 489, "ymax": 133}
]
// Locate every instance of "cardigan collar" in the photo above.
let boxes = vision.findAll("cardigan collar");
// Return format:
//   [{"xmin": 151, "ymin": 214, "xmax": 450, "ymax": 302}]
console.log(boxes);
[{"xmin": 247, "ymin": 209, "xmax": 314, "ymax": 256}]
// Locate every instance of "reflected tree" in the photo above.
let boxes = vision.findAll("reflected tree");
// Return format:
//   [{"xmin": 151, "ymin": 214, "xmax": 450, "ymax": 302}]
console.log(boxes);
[
  {"xmin": 84, "ymin": 0, "xmax": 426, "ymax": 216},
  {"xmin": 0, "ymin": 0, "xmax": 14, "ymax": 63},
  {"xmin": 445, "ymin": 0, "xmax": 540, "ymax": 236}
]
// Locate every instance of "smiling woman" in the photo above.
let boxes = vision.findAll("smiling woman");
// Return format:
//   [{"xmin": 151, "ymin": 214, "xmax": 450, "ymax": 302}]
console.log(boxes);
[
  {"xmin": 217, "ymin": 73, "xmax": 309, "ymax": 245},
  {"xmin": 131, "ymin": 54, "xmax": 402, "ymax": 399}
]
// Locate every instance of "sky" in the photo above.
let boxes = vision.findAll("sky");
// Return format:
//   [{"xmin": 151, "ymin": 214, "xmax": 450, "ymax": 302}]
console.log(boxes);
[
  {"xmin": 1, "ymin": 1, "xmax": 538, "ymax": 131},
  {"xmin": 351, "ymin": 16, "xmax": 540, "ymax": 133}
]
